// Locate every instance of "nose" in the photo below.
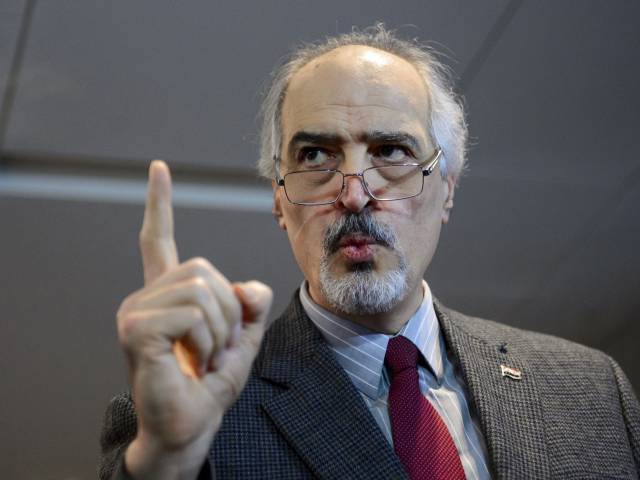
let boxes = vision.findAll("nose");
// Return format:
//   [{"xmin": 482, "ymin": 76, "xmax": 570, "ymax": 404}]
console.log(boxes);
[{"xmin": 336, "ymin": 174, "xmax": 372, "ymax": 213}]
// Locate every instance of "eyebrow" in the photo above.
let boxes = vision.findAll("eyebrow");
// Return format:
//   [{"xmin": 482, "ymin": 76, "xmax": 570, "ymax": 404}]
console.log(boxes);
[
  {"xmin": 359, "ymin": 131, "xmax": 423, "ymax": 153},
  {"xmin": 288, "ymin": 131, "xmax": 343, "ymax": 150},
  {"xmin": 286, "ymin": 130, "xmax": 424, "ymax": 159}
]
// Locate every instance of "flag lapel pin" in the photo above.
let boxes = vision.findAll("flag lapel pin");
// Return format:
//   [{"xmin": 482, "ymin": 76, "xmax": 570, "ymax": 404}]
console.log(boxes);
[{"xmin": 500, "ymin": 364, "xmax": 523, "ymax": 381}]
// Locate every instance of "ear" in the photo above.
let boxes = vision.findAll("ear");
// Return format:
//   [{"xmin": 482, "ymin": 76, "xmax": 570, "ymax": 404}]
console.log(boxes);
[
  {"xmin": 441, "ymin": 175, "xmax": 457, "ymax": 224},
  {"xmin": 271, "ymin": 179, "xmax": 287, "ymax": 230}
]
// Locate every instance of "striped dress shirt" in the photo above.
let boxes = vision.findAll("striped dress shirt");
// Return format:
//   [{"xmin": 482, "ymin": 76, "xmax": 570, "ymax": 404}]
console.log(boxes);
[{"xmin": 300, "ymin": 281, "xmax": 491, "ymax": 480}]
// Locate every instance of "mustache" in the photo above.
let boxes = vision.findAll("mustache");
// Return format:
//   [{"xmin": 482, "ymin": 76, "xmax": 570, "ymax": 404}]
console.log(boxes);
[{"xmin": 323, "ymin": 211, "xmax": 398, "ymax": 255}]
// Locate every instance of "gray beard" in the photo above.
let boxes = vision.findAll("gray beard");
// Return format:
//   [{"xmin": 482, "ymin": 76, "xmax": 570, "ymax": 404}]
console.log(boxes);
[
  {"xmin": 318, "ymin": 211, "xmax": 410, "ymax": 316},
  {"xmin": 319, "ymin": 257, "xmax": 409, "ymax": 316}
]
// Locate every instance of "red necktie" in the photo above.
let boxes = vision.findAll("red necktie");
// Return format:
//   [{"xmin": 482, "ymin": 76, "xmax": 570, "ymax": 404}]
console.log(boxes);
[{"xmin": 385, "ymin": 336, "xmax": 466, "ymax": 480}]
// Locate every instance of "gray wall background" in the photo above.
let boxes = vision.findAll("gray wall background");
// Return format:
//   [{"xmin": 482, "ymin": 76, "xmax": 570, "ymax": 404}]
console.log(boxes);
[{"xmin": 1, "ymin": 1, "xmax": 638, "ymax": 478}]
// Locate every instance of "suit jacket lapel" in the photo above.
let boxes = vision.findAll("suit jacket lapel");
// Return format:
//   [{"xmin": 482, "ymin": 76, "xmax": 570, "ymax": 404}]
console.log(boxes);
[
  {"xmin": 435, "ymin": 301, "xmax": 551, "ymax": 479},
  {"xmin": 257, "ymin": 295, "xmax": 407, "ymax": 480}
]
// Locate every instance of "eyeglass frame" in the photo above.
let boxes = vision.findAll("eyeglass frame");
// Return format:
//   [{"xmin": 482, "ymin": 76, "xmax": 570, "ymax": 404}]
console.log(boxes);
[{"xmin": 274, "ymin": 147, "xmax": 443, "ymax": 206}]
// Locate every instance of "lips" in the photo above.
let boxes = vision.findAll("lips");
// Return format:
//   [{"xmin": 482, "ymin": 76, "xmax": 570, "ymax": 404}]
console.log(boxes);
[
  {"xmin": 322, "ymin": 212, "xmax": 395, "ymax": 264},
  {"xmin": 338, "ymin": 234, "xmax": 377, "ymax": 248},
  {"xmin": 337, "ymin": 234, "xmax": 378, "ymax": 263}
]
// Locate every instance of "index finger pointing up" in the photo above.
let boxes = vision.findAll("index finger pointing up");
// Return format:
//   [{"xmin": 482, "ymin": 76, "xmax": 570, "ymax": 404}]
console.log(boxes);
[{"xmin": 139, "ymin": 160, "xmax": 179, "ymax": 285}]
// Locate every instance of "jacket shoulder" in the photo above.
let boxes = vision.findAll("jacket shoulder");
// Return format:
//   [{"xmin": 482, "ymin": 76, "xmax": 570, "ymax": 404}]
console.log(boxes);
[
  {"xmin": 436, "ymin": 301, "xmax": 612, "ymax": 365},
  {"xmin": 437, "ymin": 301, "xmax": 640, "ymax": 475}
]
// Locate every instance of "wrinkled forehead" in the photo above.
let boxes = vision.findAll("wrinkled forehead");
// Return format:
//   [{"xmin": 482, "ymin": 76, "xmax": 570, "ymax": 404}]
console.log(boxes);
[{"xmin": 282, "ymin": 45, "xmax": 431, "ymax": 138}]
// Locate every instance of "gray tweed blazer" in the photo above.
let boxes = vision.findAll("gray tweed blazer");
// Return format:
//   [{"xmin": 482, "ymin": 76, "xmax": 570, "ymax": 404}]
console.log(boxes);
[{"xmin": 100, "ymin": 293, "xmax": 640, "ymax": 479}]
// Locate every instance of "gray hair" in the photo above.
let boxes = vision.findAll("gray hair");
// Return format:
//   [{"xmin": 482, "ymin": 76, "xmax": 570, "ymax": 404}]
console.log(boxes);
[{"xmin": 257, "ymin": 24, "xmax": 468, "ymax": 181}]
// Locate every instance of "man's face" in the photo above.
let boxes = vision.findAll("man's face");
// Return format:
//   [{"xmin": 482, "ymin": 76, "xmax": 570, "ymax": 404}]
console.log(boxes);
[{"xmin": 273, "ymin": 45, "xmax": 454, "ymax": 329}]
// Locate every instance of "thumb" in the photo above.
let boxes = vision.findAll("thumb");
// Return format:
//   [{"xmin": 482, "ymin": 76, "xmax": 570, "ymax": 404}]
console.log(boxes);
[
  {"xmin": 234, "ymin": 281, "xmax": 273, "ymax": 326},
  {"xmin": 229, "ymin": 281, "xmax": 273, "ymax": 359}
]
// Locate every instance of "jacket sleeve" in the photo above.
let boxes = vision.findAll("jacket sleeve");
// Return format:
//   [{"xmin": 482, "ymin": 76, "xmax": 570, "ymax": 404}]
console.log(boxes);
[
  {"xmin": 98, "ymin": 392, "xmax": 213, "ymax": 480},
  {"xmin": 98, "ymin": 392, "xmax": 138, "ymax": 480},
  {"xmin": 98, "ymin": 393, "xmax": 213, "ymax": 480},
  {"xmin": 611, "ymin": 358, "xmax": 640, "ymax": 471}
]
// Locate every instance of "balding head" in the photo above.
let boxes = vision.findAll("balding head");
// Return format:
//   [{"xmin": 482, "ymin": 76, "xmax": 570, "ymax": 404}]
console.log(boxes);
[{"xmin": 258, "ymin": 25, "xmax": 467, "ymax": 182}]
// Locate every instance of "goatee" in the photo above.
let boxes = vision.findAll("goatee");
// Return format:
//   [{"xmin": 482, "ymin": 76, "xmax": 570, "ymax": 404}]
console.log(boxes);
[{"xmin": 319, "ymin": 211, "xmax": 409, "ymax": 316}]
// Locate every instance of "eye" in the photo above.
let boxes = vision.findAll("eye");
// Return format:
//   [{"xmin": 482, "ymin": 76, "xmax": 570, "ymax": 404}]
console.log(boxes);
[
  {"xmin": 297, "ymin": 147, "xmax": 333, "ymax": 168},
  {"xmin": 373, "ymin": 145, "xmax": 413, "ymax": 164}
]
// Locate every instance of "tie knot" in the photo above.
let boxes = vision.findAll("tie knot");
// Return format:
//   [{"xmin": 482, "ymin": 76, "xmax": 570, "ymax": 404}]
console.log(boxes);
[{"xmin": 384, "ymin": 336, "xmax": 419, "ymax": 376}]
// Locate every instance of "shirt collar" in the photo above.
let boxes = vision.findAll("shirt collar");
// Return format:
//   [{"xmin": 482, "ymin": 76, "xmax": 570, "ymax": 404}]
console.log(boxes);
[{"xmin": 299, "ymin": 280, "xmax": 444, "ymax": 400}]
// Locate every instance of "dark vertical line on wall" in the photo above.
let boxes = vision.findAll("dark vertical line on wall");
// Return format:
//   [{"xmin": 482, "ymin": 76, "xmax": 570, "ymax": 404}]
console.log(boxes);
[
  {"xmin": 0, "ymin": 0, "xmax": 37, "ymax": 157},
  {"xmin": 459, "ymin": 0, "xmax": 523, "ymax": 94}
]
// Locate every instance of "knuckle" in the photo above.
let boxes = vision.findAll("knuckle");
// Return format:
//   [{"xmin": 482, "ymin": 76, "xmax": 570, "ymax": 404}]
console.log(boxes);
[
  {"xmin": 185, "ymin": 305, "xmax": 205, "ymax": 321},
  {"xmin": 117, "ymin": 311, "xmax": 144, "ymax": 345},
  {"xmin": 117, "ymin": 289, "xmax": 141, "ymax": 315},
  {"xmin": 183, "ymin": 257, "xmax": 217, "ymax": 283},
  {"xmin": 189, "ymin": 257, "xmax": 213, "ymax": 274},
  {"xmin": 188, "ymin": 277, "xmax": 211, "ymax": 301},
  {"xmin": 138, "ymin": 230, "xmax": 153, "ymax": 245},
  {"xmin": 116, "ymin": 300, "xmax": 130, "ymax": 319}
]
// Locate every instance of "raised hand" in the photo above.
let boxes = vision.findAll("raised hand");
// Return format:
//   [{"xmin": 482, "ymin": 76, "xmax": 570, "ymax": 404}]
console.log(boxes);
[{"xmin": 116, "ymin": 160, "xmax": 272, "ymax": 479}]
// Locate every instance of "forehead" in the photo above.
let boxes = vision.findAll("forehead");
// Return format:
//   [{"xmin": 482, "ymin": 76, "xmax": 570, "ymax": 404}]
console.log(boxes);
[{"xmin": 282, "ymin": 45, "xmax": 430, "ymax": 141}]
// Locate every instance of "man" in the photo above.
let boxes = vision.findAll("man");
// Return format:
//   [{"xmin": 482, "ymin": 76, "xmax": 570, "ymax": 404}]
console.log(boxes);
[{"xmin": 100, "ymin": 26, "xmax": 640, "ymax": 479}]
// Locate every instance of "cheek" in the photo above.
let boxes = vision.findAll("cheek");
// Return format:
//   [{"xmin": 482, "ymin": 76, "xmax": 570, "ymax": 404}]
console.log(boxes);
[
  {"xmin": 285, "ymin": 205, "xmax": 333, "ymax": 235},
  {"xmin": 377, "ymin": 193, "xmax": 443, "ymax": 258},
  {"xmin": 283, "ymin": 205, "xmax": 335, "ymax": 260},
  {"xmin": 380, "ymin": 194, "xmax": 440, "ymax": 227}
]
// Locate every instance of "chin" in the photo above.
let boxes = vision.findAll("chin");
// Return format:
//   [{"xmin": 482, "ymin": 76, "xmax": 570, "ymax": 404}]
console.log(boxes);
[
  {"xmin": 347, "ymin": 261, "xmax": 374, "ymax": 273},
  {"xmin": 319, "ymin": 258, "xmax": 409, "ymax": 316}
]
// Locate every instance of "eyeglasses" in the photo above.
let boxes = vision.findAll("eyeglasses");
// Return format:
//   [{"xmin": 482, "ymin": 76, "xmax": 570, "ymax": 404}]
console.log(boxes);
[{"xmin": 275, "ymin": 148, "xmax": 442, "ymax": 206}]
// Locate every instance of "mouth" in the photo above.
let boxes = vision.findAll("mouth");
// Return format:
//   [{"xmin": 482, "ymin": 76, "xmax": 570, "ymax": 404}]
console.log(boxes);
[{"xmin": 336, "ymin": 234, "xmax": 381, "ymax": 263}]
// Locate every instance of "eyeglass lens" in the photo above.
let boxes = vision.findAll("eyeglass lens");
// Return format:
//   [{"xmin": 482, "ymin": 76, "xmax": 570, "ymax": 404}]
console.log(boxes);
[{"xmin": 284, "ymin": 165, "xmax": 423, "ymax": 204}]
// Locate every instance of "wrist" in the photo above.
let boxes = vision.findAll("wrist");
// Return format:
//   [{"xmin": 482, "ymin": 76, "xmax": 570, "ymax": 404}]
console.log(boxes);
[{"xmin": 124, "ymin": 432, "xmax": 211, "ymax": 480}]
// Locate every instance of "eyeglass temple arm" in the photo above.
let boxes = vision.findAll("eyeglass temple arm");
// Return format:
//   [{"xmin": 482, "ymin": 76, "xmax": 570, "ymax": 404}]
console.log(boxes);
[
  {"xmin": 422, "ymin": 148, "xmax": 443, "ymax": 177},
  {"xmin": 273, "ymin": 156, "xmax": 285, "ymax": 186}
]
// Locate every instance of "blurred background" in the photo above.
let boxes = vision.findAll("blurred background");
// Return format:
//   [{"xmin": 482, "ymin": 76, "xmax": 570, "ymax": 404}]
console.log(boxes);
[{"xmin": 1, "ymin": 1, "xmax": 638, "ymax": 478}]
